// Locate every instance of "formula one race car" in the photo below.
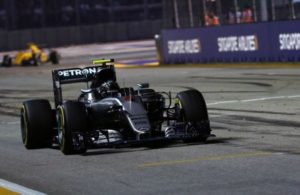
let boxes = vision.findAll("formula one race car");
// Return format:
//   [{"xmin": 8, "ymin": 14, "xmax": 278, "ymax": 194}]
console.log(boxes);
[
  {"xmin": 1, "ymin": 43, "xmax": 59, "ymax": 67},
  {"xmin": 20, "ymin": 59, "xmax": 212, "ymax": 155}
]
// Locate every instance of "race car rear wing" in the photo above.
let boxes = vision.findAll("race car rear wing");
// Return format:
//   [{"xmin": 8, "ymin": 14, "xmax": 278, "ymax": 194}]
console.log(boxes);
[{"xmin": 52, "ymin": 59, "xmax": 115, "ymax": 107}]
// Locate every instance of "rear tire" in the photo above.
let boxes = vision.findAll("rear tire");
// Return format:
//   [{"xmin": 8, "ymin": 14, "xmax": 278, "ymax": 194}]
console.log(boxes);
[
  {"xmin": 1, "ymin": 55, "xmax": 12, "ymax": 67},
  {"xmin": 21, "ymin": 100, "xmax": 53, "ymax": 149},
  {"xmin": 57, "ymin": 101, "xmax": 87, "ymax": 155},
  {"xmin": 176, "ymin": 89, "xmax": 211, "ymax": 139},
  {"xmin": 49, "ymin": 51, "xmax": 59, "ymax": 65}
]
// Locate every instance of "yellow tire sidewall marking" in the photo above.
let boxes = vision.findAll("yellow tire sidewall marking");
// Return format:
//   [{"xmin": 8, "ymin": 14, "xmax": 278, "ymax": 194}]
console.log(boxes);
[
  {"xmin": 58, "ymin": 106, "xmax": 65, "ymax": 128},
  {"xmin": 57, "ymin": 106, "xmax": 65, "ymax": 148}
]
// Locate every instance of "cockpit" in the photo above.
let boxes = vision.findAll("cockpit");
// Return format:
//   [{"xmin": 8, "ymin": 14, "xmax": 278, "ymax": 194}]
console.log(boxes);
[{"xmin": 78, "ymin": 68, "xmax": 121, "ymax": 103}]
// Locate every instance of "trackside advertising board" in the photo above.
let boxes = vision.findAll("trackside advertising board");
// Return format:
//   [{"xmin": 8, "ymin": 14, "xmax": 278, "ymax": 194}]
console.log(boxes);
[{"xmin": 161, "ymin": 20, "xmax": 300, "ymax": 63}]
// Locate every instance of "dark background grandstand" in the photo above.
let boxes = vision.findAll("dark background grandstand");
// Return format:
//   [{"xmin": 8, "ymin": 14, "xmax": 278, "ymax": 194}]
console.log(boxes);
[
  {"xmin": 0, "ymin": 0, "xmax": 162, "ymax": 30},
  {"xmin": 0, "ymin": 0, "xmax": 299, "ymax": 50}
]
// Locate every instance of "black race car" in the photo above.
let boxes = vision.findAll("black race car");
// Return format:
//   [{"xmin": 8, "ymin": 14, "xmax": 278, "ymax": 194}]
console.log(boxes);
[{"xmin": 21, "ymin": 59, "xmax": 212, "ymax": 155}]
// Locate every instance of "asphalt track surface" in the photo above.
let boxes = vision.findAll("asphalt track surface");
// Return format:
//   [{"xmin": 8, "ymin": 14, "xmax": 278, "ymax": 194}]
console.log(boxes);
[{"xmin": 1, "ymin": 53, "xmax": 300, "ymax": 194}]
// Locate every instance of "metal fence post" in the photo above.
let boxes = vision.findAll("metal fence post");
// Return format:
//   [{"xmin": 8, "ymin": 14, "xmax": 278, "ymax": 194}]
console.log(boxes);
[
  {"xmin": 260, "ymin": 0, "xmax": 268, "ymax": 21},
  {"xmin": 202, "ymin": 0, "xmax": 207, "ymax": 26},
  {"xmin": 233, "ymin": 0, "xmax": 239, "ymax": 23},
  {"xmin": 188, "ymin": 0, "xmax": 194, "ymax": 27},
  {"xmin": 216, "ymin": 0, "xmax": 222, "ymax": 24},
  {"xmin": 289, "ymin": 0, "xmax": 296, "ymax": 19},
  {"xmin": 173, "ymin": 0, "xmax": 180, "ymax": 28},
  {"xmin": 252, "ymin": 0, "xmax": 257, "ymax": 22}
]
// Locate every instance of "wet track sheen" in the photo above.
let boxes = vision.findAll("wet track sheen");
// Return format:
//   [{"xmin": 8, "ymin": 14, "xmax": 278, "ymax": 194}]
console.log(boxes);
[{"xmin": 0, "ymin": 62, "xmax": 300, "ymax": 194}]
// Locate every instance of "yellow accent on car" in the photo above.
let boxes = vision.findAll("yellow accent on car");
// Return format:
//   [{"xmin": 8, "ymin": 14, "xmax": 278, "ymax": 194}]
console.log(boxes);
[
  {"xmin": 40, "ymin": 52, "xmax": 49, "ymax": 63},
  {"xmin": 92, "ymin": 59, "xmax": 114, "ymax": 65},
  {"xmin": 15, "ymin": 52, "xmax": 32, "ymax": 65},
  {"xmin": 58, "ymin": 106, "xmax": 65, "ymax": 128},
  {"xmin": 175, "ymin": 98, "xmax": 182, "ymax": 108}
]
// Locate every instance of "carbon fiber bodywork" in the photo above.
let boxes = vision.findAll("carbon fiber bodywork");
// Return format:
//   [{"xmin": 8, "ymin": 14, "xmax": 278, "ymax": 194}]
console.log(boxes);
[{"xmin": 23, "ymin": 60, "xmax": 212, "ymax": 154}]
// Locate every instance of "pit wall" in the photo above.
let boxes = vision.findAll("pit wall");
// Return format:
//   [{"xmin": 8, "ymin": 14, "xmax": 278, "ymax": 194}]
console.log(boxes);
[
  {"xmin": 161, "ymin": 20, "xmax": 300, "ymax": 64},
  {"xmin": 0, "ymin": 20, "xmax": 162, "ymax": 51}
]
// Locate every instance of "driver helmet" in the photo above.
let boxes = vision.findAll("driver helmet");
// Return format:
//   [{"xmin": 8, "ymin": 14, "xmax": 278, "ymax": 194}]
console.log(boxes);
[
  {"xmin": 90, "ymin": 68, "xmax": 117, "ymax": 88},
  {"xmin": 100, "ymin": 80, "xmax": 120, "ymax": 91}
]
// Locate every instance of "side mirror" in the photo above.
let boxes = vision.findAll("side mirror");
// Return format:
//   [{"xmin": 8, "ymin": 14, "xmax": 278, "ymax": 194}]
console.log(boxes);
[{"xmin": 137, "ymin": 83, "xmax": 149, "ymax": 89}]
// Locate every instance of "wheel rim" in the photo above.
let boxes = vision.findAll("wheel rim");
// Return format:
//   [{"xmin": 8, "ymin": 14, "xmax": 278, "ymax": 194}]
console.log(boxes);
[
  {"xmin": 175, "ymin": 98, "xmax": 185, "ymax": 122},
  {"xmin": 57, "ymin": 107, "xmax": 65, "ymax": 147}
]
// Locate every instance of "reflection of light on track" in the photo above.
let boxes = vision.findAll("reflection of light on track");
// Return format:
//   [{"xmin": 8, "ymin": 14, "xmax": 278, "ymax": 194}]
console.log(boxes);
[
  {"xmin": 115, "ymin": 62, "xmax": 159, "ymax": 68},
  {"xmin": 0, "ymin": 179, "xmax": 46, "ymax": 195},
  {"xmin": 115, "ymin": 58, "xmax": 159, "ymax": 68},
  {"xmin": 207, "ymin": 95, "xmax": 300, "ymax": 106},
  {"xmin": 139, "ymin": 151, "xmax": 273, "ymax": 168}
]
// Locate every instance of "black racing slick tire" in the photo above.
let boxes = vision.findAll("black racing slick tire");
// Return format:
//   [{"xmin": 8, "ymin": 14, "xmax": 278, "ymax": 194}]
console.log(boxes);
[
  {"xmin": 49, "ymin": 51, "xmax": 59, "ymax": 65},
  {"xmin": 1, "ymin": 55, "xmax": 12, "ymax": 67},
  {"xmin": 57, "ymin": 101, "xmax": 87, "ymax": 155},
  {"xmin": 176, "ymin": 89, "xmax": 211, "ymax": 138},
  {"xmin": 21, "ymin": 100, "xmax": 53, "ymax": 149}
]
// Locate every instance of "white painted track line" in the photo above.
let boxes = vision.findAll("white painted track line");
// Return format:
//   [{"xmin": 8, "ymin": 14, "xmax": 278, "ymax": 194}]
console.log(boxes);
[{"xmin": 207, "ymin": 94, "xmax": 300, "ymax": 106}]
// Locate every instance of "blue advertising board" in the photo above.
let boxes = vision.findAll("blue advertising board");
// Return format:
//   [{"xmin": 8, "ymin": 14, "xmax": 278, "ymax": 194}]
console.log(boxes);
[{"xmin": 161, "ymin": 20, "xmax": 300, "ymax": 63}]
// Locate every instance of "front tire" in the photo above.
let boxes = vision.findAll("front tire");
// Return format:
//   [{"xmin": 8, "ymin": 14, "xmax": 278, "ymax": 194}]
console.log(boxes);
[
  {"xmin": 176, "ymin": 89, "xmax": 211, "ymax": 140},
  {"xmin": 57, "ymin": 101, "xmax": 87, "ymax": 155},
  {"xmin": 21, "ymin": 100, "xmax": 53, "ymax": 149}
]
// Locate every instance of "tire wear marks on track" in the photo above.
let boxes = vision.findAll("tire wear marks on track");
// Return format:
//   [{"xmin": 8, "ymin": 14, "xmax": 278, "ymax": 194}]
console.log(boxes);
[
  {"xmin": 219, "ymin": 114, "xmax": 300, "ymax": 128},
  {"xmin": 0, "ymin": 89, "xmax": 52, "ymax": 117},
  {"xmin": 139, "ymin": 151, "xmax": 273, "ymax": 168},
  {"xmin": 188, "ymin": 79, "xmax": 273, "ymax": 88},
  {"xmin": 189, "ymin": 76, "xmax": 277, "ymax": 81},
  {"xmin": 243, "ymin": 73, "xmax": 300, "ymax": 78},
  {"xmin": 219, "ymin": 140, "xmax": 300, "ymax": 155},
  {"xmin": 170, "ymin": 85, "xmax": 266, "ymax": 94}
]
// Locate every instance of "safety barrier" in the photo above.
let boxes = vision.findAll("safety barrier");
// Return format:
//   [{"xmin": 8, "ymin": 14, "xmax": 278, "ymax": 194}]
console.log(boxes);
[{"xmin": 161, "ymin": 20, "xmax": 300, "ymax": 64}]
